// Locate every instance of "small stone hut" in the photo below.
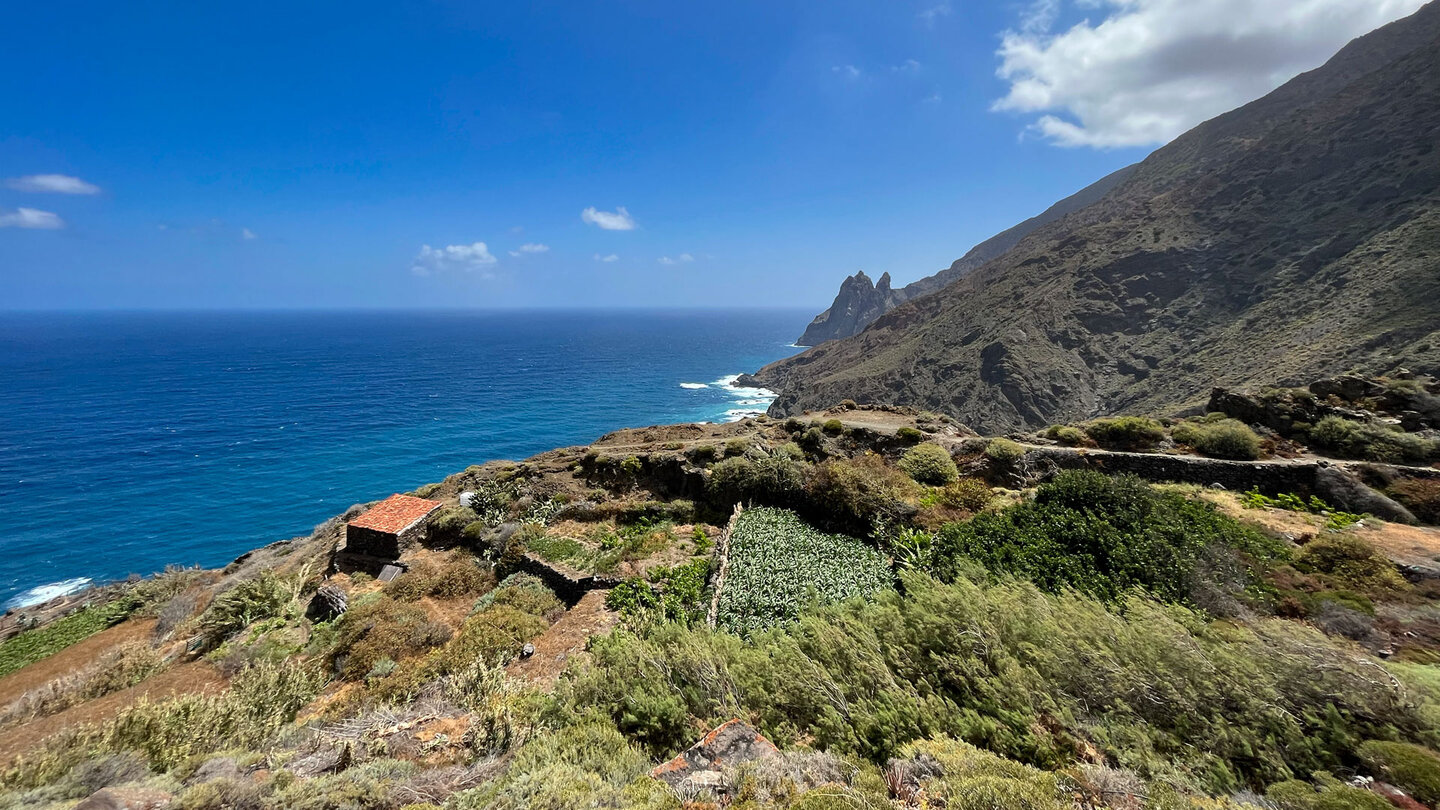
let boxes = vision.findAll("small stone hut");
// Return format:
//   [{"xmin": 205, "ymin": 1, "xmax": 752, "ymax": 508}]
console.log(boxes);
[{"xmin": 343, "ymin": 494, "xmax": 442, "ymax": 562}]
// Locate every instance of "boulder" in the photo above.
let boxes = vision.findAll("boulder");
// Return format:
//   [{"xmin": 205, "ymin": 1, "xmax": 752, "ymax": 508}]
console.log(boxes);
[
  {"xmin": 1314, "ymin": 467, "xmax": 1418, "ymax": 525},
  {"xmin": 74, "ymin": 787, "xmax": 174, "ymax": 810},
  {"xmin": 1310, "ymin": 375, "xmax": 1383, "ymax": 402},
  {"xmin": 652, "ymin": 720, "xmax": 779, "ymax": 788},
  {"xmin": 306, "ymin": 585, "xmax": 348, "ymax": 621}
]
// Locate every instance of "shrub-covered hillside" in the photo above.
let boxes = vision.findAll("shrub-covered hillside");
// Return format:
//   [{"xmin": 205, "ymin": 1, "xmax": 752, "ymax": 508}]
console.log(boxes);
[{"xmin": 3, "ymin": 399, "xmax": 1440, "ymax": 810}]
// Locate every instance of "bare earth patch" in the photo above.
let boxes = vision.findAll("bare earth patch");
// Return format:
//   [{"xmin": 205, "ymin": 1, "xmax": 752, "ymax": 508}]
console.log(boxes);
[{"xmin": 506, "ymin": 589, "xmax": 617, "ymax": 688}]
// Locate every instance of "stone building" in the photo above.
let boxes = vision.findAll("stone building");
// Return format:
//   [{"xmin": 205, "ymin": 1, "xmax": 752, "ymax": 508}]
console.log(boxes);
[{"xmin": 338, "ymin": 494, "xmax": 441, "ymax": 571}]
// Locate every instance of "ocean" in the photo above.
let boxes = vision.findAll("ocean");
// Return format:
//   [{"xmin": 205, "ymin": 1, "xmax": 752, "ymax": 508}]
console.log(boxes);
[{"xmin": 0, "ymin": 309, "xmax": 809, "ymax": 608}]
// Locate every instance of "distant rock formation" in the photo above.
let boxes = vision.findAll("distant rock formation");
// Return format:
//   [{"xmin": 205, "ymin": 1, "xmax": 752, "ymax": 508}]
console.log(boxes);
[{"xmin": 795, "ymin": 163, "xmax": 1138, "ymax": 346}]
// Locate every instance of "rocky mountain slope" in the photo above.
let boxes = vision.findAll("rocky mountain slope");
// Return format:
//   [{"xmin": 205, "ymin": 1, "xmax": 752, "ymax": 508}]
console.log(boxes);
[
  {"xmin": 795, "ymin": 164, "xmax": 1136, "ymax": 346},
  {"xmin": 761, "ymin": 2, "xmax": 1440, "ymax": 433}
]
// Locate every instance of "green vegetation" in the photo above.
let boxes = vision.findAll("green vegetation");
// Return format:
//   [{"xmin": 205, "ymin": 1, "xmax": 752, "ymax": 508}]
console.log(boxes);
[
  {"xmin": 716, "ymin": 508, "xmax": 890, "ymax": 634},
  {"xmin": 1358, "ymin": 741, "xmax": 1440, "ymax": 806},
  {"xmin": 934, "ymin": 471, "xmax": 1282, "ymax": 603},
  {"xmin": 606, "ymin": 558, "xmax": 712, "ymax": 625},
  {"xmin": 921, "ymin": 477, "xmax": 994, "ymax": 512},
  {"xmin": 1043, "ymin": 424, "xmax": 1089, "ymax": 446},
  {"xmin": 1309, "ymin": 415, "xmax": 1437, "ymax": 463},
  {"xmin": 1173, "ymin": 417, "xmax": 1263, "ymax": 459},
  {"xmin": 897, "ymin": 443, "xmax": 958, "ymax": 485},
  {"xmin": 382, "ymin": 552, "xmax": 494, "ymax": 601},
  {"xmin": 1295, "ymin": 534, "xmax": 1408, "ymax": 595},
  {"xmin": 198, "ymin": 569, "xmax": 312, "ymax": 649},
  {"xmin": 0, "ymin": 600, "xmax": 133, "ymax": 679},
  {"xmin": 1082, "ymin": 416, "xmax": 1166, "ymax": 451},
  {"xmin": 569, "ymin": 571, "xmax": 1432, "ymax": 792},
  {"xmin": 983, "ymin": 437, "xmax": 1025, "ymax": 462},
  {"xmin": 895, "ymin": 426, "xmax": 924, "ymax": 443},
  {"xmin": 1241, "ymin": 487, "xmax": 1366, "ymax": 530},
  {"xmin": 821, "ymin": 419, "xmax": 844, "ymax": 435}
]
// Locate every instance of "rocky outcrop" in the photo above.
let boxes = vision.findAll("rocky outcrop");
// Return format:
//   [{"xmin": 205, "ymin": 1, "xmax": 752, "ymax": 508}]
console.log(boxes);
[
  {"xmin": 795, "ymin": 164, "xmax": 1137, "ymax": 346},
  {"xmin": 652, "ymin": 720, "xmax": 779, "ymax": 794},
  {"xmin": 796, "ymin": 271, "xmax": 909, "ymax": 347},
  {"xmin": 757, "ymin": 3, "xmax": 1440, "ymax": 432}
]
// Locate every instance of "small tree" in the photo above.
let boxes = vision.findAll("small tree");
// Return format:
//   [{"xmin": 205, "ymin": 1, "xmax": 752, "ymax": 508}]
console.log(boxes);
[{"xmin": 899, "ymin": 443, "xmax": 960, "ymax": 486}]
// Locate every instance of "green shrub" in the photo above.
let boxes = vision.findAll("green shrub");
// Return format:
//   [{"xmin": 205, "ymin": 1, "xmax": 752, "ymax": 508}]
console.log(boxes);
[
  {"xmin": 567, "ymin": 573, "xmax": 1430, "ymax": 789},
  {"xmin": 984, "ymin": 438, "xmax": 1025, "ymax": 463},
  {"xmin": 1083, "ymin": 416, "xmax": 1166, "ymax": 451},
  {"xmin": 383, "ymin": 552, "xmax": 495, "ymax": 601},
  {"xmin": 1267, "ymin": 777, "xmax": 1394, "ymax": 810},
  {"xmin": 803, "ymin": 455, "xmax": 920, "ymax": 533},
  {"xmin": 927, "ymin": 478, "xmax": 994, "ymax": 512},
  {"xmin": 1358, "ymin": 741, "xmax": 1440, "ymax": 806},
  {"xmin": 0, "ymin": 601, "xmax": 134, "ymax": 679},
  {"xmin": 895, "ymin": 738, "xmax": 1065, "ymax": 810},
  {"xmin": 896, "ymin": 426, "xmax": 924, "ymax": 444},
  {"xmin": 449, "ymin": 723, "xmax": 652, "ymax": 810},
  {"xmin": 687, "ymin": 445, "xmax": 719, "ymax": 464},
  {"xmin": 1173, "ymin": 418, "xmax": 1263, "ymax": 460},
  {"xmin": 934, "ymin": 471, "xmax": 1282, "ymax": 603},
  {"xmin": 607, "ymin": 558, "xmax": 711, "ymax": 626},
  {"xmin": 331, "ymin": 596, "xmax": 452, "ymax": 680},
  {"xmin": 1043, "ymin": 425, "xmax": 1089, "ymax": 446},
  {"xmin": 707, "ymin": 453, "xmax": 805, "ymax": 507},
  {"xmin": 428, "ymin": 504, "xmax": 477, "ymax": 540},
  {"xmin": 1310, "ymin": 416, "xmax": 1436, "ymax": 463},
  {"xmin": 198, "ymin": 571, "xmax": 307, "ymax": 648},
  {"xmin": 822, "ymin": 419, "xmax": 845, "ymax": 435},
  {"xmin": 716, "ymin": 507, "xmax": 890, "ymax": 634},
  {"xmin": 1295, "ymin": 535, "xmax": 1407, "ymax": 595},
  {"xmin": 898, "ymin": 443, "xmax": 959, "ymax": 486}
]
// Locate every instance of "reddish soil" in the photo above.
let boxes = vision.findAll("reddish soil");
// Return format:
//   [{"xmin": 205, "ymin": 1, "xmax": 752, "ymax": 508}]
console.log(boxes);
[
  {"xmin": 0, "ymin": 658, "xmax": 226, "ymax": 765},
  {"xmin": 0, "ymin": 619, "xmax": 155, "ymax": 708}
]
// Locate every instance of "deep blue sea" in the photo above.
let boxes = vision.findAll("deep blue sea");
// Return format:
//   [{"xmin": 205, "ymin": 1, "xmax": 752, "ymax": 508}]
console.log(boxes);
[{"xmin": 0, "ymin": 309, "xmax": 808, "ymax": 608}]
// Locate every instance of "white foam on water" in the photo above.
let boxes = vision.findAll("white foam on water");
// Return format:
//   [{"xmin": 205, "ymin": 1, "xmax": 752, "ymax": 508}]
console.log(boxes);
[
  {"xmin": 5, "ymin": 577, "xmax": 93, "ymax": 610},
  {"xmin": 679, "ymin": 382, "xmax": 709, "ymax": 389}
]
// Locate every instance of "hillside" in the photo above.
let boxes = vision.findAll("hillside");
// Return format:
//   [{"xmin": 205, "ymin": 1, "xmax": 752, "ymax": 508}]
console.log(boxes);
[
  {"xmin": 759, "ymin": 2, "xmax": 1440, "ymax": 432},
  {"xmin": 3, "ymin": 377, "xmax": 1440, "ymax": 809},
  {"xmin": 795, "ymin": 164, "xmax": 1137, "ymax": 346}
]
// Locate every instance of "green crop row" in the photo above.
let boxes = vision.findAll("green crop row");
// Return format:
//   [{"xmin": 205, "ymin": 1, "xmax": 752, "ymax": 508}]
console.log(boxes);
[{"xmin": 716, "ymin": 507, "xmax": 890, "ymax": 634}]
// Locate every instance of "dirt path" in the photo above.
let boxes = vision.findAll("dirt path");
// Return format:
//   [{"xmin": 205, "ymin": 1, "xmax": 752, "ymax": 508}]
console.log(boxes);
[
  {"xmin": 506, "ymin": 590, "xmax": 617, "ymax": 688},
  {"xmin": 0, "ymin": 658, "xmax": 226, "ymax": 765}
]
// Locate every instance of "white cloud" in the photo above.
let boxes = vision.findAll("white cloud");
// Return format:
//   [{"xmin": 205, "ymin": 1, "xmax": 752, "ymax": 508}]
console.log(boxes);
[
  {"xmin": 831, "ymin": 64, "xmax": 862, "ymax": 79},
  {"xmin": 679, "ymin": 253, "xmax": 694, "ymax": 263},
  {"xmin": 242, "ymin": 228, "xmax": 257, "ymax": 240},
  {"xmin": 513, "ymin": 243, "xmax": 549, "ymax": 255},
  {"xmin": 658, "ymin": 256, "xmax": 677, "ymax": 265},
  {"xmin": 0, "ymin": 208, "xmax": 64, "ymax": 229},
  {"xmin": 581, "ymin": 206, "xmax": 637, "ymax": 231},
  {"xmin": 918, "ymin": 3, "xmax": 951, "ymax": 28},
  {"xmin": 410, "ymin": 242, "xmax": 498, "ymax": 277},
  {"xmin": 594, "ymin": 253, "xmax": 619, "ymax": 263},
  {"xmin": 892, "ymin": 59, "xmax": 923, "ymax": 74},
  {"xmin": 923, "ymin": 91, "xmax": 943, "ymax": 104},
  {"xmin": 6, "ymin": 174, "xmax": 101, "ymax": 195},
  {"xmin": 659, "ymin": 254, "xmax": 696, "ymax": 265},
  {"xmin": 993, "ymin": 0, "xmax": 1429, "ymax": 148}
]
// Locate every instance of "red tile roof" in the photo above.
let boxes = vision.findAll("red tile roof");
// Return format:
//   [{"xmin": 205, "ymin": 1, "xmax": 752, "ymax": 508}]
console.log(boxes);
[{"xmin": 348, "ymin": 494, "xmax": 442, "ymax": 535}]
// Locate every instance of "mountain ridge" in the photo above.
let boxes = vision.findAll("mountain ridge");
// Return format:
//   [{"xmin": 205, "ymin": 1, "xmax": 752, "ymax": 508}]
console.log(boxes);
[{"xmin": 757, "ymin": 1, "xmax": 1440, "ymax": 433}]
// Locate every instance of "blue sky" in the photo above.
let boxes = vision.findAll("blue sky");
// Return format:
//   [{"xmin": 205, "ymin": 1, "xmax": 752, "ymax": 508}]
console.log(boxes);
[{"xmin": 0, "ymin": 0, "xmax": 1423, "ymax": 309}]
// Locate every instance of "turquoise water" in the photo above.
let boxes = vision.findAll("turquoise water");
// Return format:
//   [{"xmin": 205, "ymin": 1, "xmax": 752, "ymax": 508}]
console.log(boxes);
[{"xmin": 0, "ymin": 309, "xmax": 807, "ymax": 607}]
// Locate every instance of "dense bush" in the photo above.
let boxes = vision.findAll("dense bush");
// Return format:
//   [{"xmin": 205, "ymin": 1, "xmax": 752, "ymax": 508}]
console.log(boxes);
[
  {"xmin": 1309, "ymin": 416, "xmax": 1436, "ymax": 463},
  {"xmin": 331, "ymin": 596, "xmax": 453, "ymax": 680},
  {"xmin": 984, "ymin": 438, "xmax": 1025, "ymax": 463},
  {"xmin": 198, "ymin": 570, "xmax": 309, "ymax": 649},
  {"xmin": 803, "ymin": 455, "xmax": 920, "ymax": 534},
  {"xmin": 933, "ymin": 471, "xmax": 1282, "ymax": 603},
  {"xmin": 1357, "ymin": 741, "xmax": 1440, "ymax": 806},
  {"xmin": 896, "ymin": 426, "xmax": 924, "ymax": 444},
  {"xmin": 1083, "ymin": 416, "xmax": 1166, "ymax": 451},
  {"xmin": 708, "ymin": 453, "xmax": 806, "ymax": 507},
  {"xmin": 383, "ymin": 552, "xmax": 495, "ymax": 601},
  {"xmin": 822, "ymin": 419, "xmax": 844, "ymax": 435},
  {"xmin": 894, "ymin": 738, "xmax": 1065, "ymax": 810},
  {"xmin": 898, "ymin": 443, "xmax": 959, "ymax": 486},
  {"xmin": 1043, "ymin": 425, "xmax": 1089, "ymax": 446},
  {"xmin": 1173, "ymin": 418, "xmax": 1263, "ymax": 460},
  {"xmin": 449, "ymin": 723, "xmax": 661, "ymax": 810},
  {"xmin": 1267, "ymin": 776, "xmax": 1393, "ymax": 810},
  {"xmin": 928, "ymin": 478, "xmax": 994, "ymax": 512},
  {"xmin": 565, "ymin": 573, "xmax": 1433, "ymax": 791},
  {"xmin": 606, "ymin": 558, "xmax": 712, "ymax": 626},
  {"xmin": 428, "ymin": 504, "xmax": 478, "ymax": 542},
  {"xmin": 1294, "ymin": 535, "xmax": 1407, "ymax": 595},
  {"xmin": 716, "ymin": 508, "xmax": 890, "ymax": 634}
]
